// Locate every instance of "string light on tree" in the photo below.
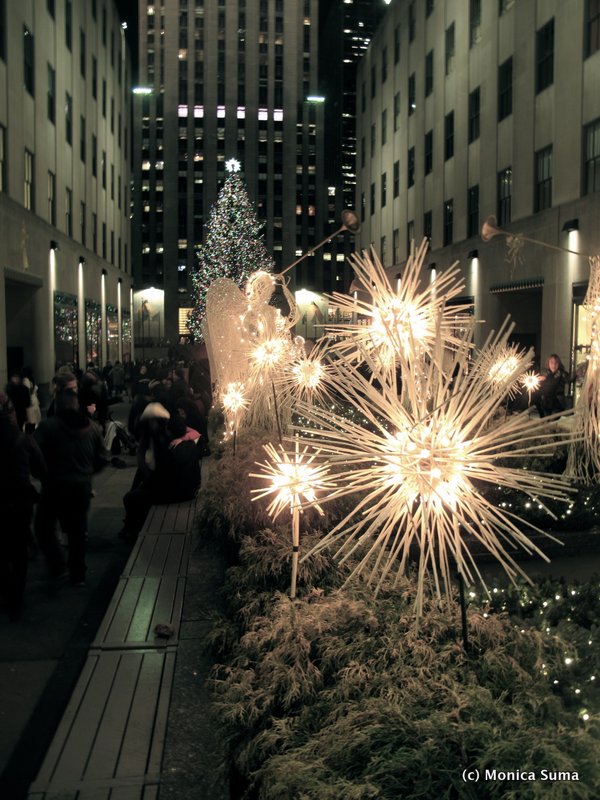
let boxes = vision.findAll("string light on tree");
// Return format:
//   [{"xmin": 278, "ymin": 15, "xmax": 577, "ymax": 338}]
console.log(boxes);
[{"xmin": 189, "ymin": 159, "xmax": 274, "ymax": 341}]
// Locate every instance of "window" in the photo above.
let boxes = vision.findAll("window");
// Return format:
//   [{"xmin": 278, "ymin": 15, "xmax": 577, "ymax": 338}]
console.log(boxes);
[
  {"xmin": 381, "ymin": 109, "xmax": 387, "ymax": 145},
  {"xmin": 361, "ymin": 136, "xmax": 365, "ymax": 168},
  {"xmin": 468, "ymin": 87, "xmax": 480, "ymax": 143},
  {"xmin": 371, "ymin": 64, "xmax": 376, "ymax": 99},
  {"xmin": 393, "ymin": 160, "xmax": 400, "ymax": 197},
  {"xmin": 92, "ymin": 56, "xmax": 97, "ymax": 99},
  {"xmin": 110, "ymin": 163, "xmax": 114, "ymax": 199},
  {"xmin": 424, "ymin": 129, "xmax": 433, "ymax": 174},
  {"xmin": 536, "ymin": 19, "xmax": 554, "ymax": 93},
  {"xmin": 102, "ymin": 79, "xmax": 106, "ymax": 117},
  {"xmin": 394, "ymin": 24, "xmax": 401, "ymax": 64},
  {"xmin": 406, "ymin": 220, "xmax": 415, "ymax": 257},
  {"xmin": 0, "ymin": 0, "xmax": 5, "ymax": 61},
  {"xmin": 534, "ymin": 146, "xmax": 552, "ymax": 211},
  {"xmin": 586, "ymin": 0, "xmax": 600, "ymax": 56},
  {"xmin": 408, "ymin": 147, "xmax": 415, "ymax": 188},
  {"xmin": 24, "ymin": 26, "xmax": 34, "ymax": 96},
  {"xmin": 48, "ymin": 170, "xmax": 56, "ymax": 225},
  {"xmin": 360, "ymin": 191, "xmax": 365, "ymax": 222},
  {"xmin": 443, "ymin": 199, "xmax": 453, "ymax": 246},
  {"xmin": 498, "ymin": 57, "xmax": 513, "ymax": 121},
  {"xmin": 444, "ymin": 111, "xmax": 454, "ymax": 160},
  {"xmin": 497, "ymin": 167, "xmax": 512, "ymax": 225},
  {"xmin": 382, "ymin": 46, "xmax": 388, "ymax": 82},
  {"xmin": 423, "ymin": 210, "xmax": 432, "ymax": 242},
  {"xmin": 80, "ymin": 30, "xmax": 86, "ymax": 77},
  {"xmin": 408, "ymin": 73, "xmax": 416, "ymax": 115},
  {"xmin": 393, "ymin": 228, "xmax": 400, "ymax": 264},
  {"xmin": 426, "ymin": 0, "xmax": 434, "ymax": 18},
  {"xmin": 361, "ymin": 82, "xmax": 366, "ymax": 112},
  {"xmin": 425, "ymin": 51, "xmax": 433, "ymax": 96},
  {"xmin": 80, "ymin": 202, "xmax": 86, "ymax": 246},
  {"xmin": 409, "ymin": 3, "xmax": 415, "ymax": 42},
  {"xmin": 445, "ymin": 23, "xmax": 455, "ymax": 75},
  {"xmin": 380, "ymin": 235, "xmax": 387, "ymax": 265},
  {"xmin": 371, "ymin": 123, "xmax": 376, "ymax": 157},
  {"xmin": 470, "ymin": 0, "xmax": 481, "ymax": 47},
  {"xmin": 47, "ymin": 64, "xmax": 55, "ymax": 122},
  {"xmin": 0, "ymin": 125, "xmax": 5, "ymax": 192},
  {"xmin": 102, "ymin": 223, "xmax": 106, "ymax": 258},
  {"xmin": 65, "ymin": 188, "xmax": 72, "ymax": 236},
  {"xmin": 467, "ymin": 185, "xmax": 479, "ymax": 237},
  {"xmin": 24, "ymin": 149, "xmax": 34, "ymax": 210},
  {"xmin": 381, "ymin": 172, "xmax": 387, "ymax": 208},
  {"xmin": 47, "ymin": 0, "xmax": 55, "ymax": 17},
  {"xmin": 102, "ymin": 150, "xmax": 106, "ymax": 189},
  {"xmin": 65, "ymin": 93, "xmax": 72, "ymax": 145},
  {"xmin": 65, "ymin": 0, "xmax": 72, "ymax": 50},
  {"xmin": 394, "ymin": 92, "xmax": 400, "ymax": 131},
  {"xmin": 80, "ymin": 116, "xmax": 86, "ymax": 162},
  {"xmin": 584, "ymin": 118, "xmax": 600, "ymax": 194},
  {"xmin": 92, "ymin": 212, "xmax": 97, "ymax": 252},
  {"xmin": 370, "ymin": 182, "xmax": 376, "ymax": 215},
  {"xmin": 92, "ymin": 134, "xmax": 97, "ymax": 177}
]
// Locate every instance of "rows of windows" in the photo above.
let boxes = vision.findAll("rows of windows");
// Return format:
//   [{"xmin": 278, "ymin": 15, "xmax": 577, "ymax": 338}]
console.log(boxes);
[{"xmin": 360, "ymin": 116, "xmax": 600, "ymax": 253}]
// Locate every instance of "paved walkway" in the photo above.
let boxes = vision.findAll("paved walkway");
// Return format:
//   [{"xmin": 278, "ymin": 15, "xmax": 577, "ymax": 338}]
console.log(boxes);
[{"xmin": 0, "ymin": 404, "xmax": 227, "ymax": 799}]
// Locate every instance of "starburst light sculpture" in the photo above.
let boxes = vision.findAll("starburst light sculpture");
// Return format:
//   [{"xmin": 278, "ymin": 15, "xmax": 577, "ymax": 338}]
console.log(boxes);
[
  {"xmin": 221, "ymin": 381, "xmax": 250, "ymax": 450},
  {"xmin": 251, "ymin": 440, "xmax": 334, "ymax": 598},
  {"xmin": 275, "ymin": 337, "xmax": 335, "ymax": 409},
  {"xmin": 296, "ymin": 321, "xmax": 580, "ymax": 616},
  {"xmin": 521, "ymin": 371, "xmax": 541, "ymax": 405},
  {"xmin": 326, "ymin": 240, "xmax": 473, "ymax": 389}
]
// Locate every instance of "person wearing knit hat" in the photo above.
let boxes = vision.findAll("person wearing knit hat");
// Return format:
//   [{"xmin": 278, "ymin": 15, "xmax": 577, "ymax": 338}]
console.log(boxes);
[{"xmin": 140, "ymin": 402, "xmax": 170, "ymax": 421}]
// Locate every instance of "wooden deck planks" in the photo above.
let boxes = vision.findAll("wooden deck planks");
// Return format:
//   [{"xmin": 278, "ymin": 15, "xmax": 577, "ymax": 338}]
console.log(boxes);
[{"xmin": 28, "ymin": 496, "xmax": 196, "ymax": 799}]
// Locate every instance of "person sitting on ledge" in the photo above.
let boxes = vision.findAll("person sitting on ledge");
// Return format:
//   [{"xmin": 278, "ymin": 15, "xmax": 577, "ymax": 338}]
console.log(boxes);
[{"xmin": 117, "ymin": 402, "xmax": 201, "ymax": 541}]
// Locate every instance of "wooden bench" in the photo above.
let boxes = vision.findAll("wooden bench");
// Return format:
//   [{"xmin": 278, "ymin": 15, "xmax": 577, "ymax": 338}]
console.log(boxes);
[{"xmin": 28, "ymin": 497, "xmax": 198, "ymax": 800}]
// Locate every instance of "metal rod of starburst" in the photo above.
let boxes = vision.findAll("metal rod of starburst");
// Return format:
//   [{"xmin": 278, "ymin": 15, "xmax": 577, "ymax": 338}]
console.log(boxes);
[
  {"xmin": 457, "ymin": 571, "xmax": 470, "ymax": 655},
  {"xmin": 233, "ymin": 428, "xmax": 237, "ymax": 456},
  {"xmin": 271, "ymin": 380, "xmax": 283, "ymax": 443},
  {"xmin": 290, "ymin": 505, "xmax": 300, "ymax": 599}
]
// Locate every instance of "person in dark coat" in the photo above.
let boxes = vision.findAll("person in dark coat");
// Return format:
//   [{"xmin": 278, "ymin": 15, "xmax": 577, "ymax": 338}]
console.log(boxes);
[
  {"xmin": 34, "ymin": 389, "xmax": 110, "ymax": 585},
  {"xmin": 118, "ymin": 403, "xmax": 201, "ymax": 540},
  {"xmin": 5, "ymin": 372, "xmax": 31, "ymax": 430},
  {"xmin": 0, "ymin": 393, "xmax": 47, "ymax": 619},
  {"xmin": 536, "ymin": 354, "xmax": 569, "ymax": 417}
]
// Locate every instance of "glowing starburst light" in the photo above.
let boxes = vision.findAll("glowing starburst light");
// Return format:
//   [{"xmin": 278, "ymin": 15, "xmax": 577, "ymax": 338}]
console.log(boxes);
[
  {"xmin": 326, "ymin": 239, "xmax": 473, "ymax": 386},
  {"xmin": 521, "ymin": 371, "xmax": 541, "ymax": 404},
  {"xmin": 251, "ymin": 440, "xmax": 334, "ymax": 598},
  {"xmin": 252, "ymin": 337, "xmax": 286, "ymax": 369},
  {"xmin": 296, "ymin": 321, "xmax": 579, "ymax": 616},
  {"xmin": 221, "ymin": 381, "xmax": 249, "ymax": 415}
]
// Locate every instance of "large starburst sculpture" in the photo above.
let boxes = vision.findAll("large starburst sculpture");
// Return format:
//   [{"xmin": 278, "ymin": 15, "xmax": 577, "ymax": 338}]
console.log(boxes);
[
  {"xmin": 326, "ymin": 240, "xmax": 473, "ymax": 388},
  {"xmin": 567, "ymin": 256, "xmax": 600, "ymax": 482},
  {"xmin": 251, "ymin": 440, "xmax": 334, "ymax": 598},
  {"xmin": 296, "ymin": 322, "xmax": 580, "ymax": 615},
  {"xmin": 275, "ymin": 337, "xmax": 336, "ymax": 409}
]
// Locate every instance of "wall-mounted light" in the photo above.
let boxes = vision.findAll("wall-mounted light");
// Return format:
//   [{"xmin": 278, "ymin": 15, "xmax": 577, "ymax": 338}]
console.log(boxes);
[
  {"xmin": 428, "ymin": 262, "xmax": 437, "ymax": 270},
  {"xmin": 50, "ymin": 240, "xmax": 59, "ymax": 251},
  {"xmin": 79, "ymin": 256, "xmax": 86, "ymax": 265},
  {"xmin": 562, "ymin": 219, "xmax": 579, "ymax": 233},
  {"xmin": 468, "ymin": 249, "xmax": 479, "ymax": 260},
  {"xmin": 306, "ymin": 95, "xmax": 325, "ymax": 103},
  {"xmin": 132, "ymin": 86, "xmax": 152, "ymax": 95},
  {"xmin": 101, "ymin": 268, "xmax": 108, "ymax": 276},
  {"xmin": 118, "ymin": 277, "xmax": 123, "ymax": 284}
]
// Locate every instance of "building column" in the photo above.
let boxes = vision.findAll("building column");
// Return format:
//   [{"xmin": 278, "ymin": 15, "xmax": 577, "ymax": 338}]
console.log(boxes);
[
  {"xmin": 117, "ymin": 278, "xmax": 123, "ymax": 362},
  {"xmin": 0, "ymin": 266, "xmax": 7, "ymax": 388},
  {"xmin": 130, "ymin": 285, "xmax": 135, "ymax": 362},
  {"xmin": 78, "ymin": 258, "xmax": 86, "ymax": 369},
  {"xmin": 31, "ymin": 246, "xmax": 57, "ymax": 400},
  {"xmin": 101, "ymin": 269, "xmax": 108, "ymax": 367}
]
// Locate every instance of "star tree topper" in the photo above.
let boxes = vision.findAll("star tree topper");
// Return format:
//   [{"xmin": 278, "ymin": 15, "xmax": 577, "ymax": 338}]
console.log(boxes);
[{"xmin": 225, "ymin": 158, "xmax": 241, "ymax": 173}]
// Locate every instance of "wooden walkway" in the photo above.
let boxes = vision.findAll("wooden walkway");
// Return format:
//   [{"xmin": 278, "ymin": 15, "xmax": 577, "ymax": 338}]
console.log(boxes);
[{"xmin": 28, "ymin": 500, "xmax": 198, "ymax": 800}]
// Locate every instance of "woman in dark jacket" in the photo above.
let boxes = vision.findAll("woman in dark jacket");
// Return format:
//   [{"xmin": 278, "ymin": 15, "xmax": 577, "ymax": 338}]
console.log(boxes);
[{"xmin": 537, "ymin": 354, "xmax": 569, "ymax": 417}]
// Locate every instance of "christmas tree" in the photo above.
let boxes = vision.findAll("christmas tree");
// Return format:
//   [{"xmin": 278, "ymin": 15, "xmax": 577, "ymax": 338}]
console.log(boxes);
[{"xmin": 189, "ymin": 159, "xmax": 275, "ymax": 340}]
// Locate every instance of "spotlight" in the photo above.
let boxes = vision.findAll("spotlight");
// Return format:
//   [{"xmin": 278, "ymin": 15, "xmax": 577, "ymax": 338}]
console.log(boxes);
[
  {"xmin": 468, "ymin": 249, "xmax": 479, "ymax": 260},
  {"xmin": 50, "ymin": 240, "xmax": 59, "ymax": 251},
  {"xmin": 79, "ymin": 256, "xmax": 86, "ymax": 265},
  {"xmin": 562, "ymin": 219, "xmax": 579, "ymax": 233}
]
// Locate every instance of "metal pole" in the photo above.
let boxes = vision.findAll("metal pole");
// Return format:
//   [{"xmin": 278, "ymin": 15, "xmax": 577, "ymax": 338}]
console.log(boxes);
[{"xmin": 457, "ymin": 572, "xmax": 470, "ymax": 654}]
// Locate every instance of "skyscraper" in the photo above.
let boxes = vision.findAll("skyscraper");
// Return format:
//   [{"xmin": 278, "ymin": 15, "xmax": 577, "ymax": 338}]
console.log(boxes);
[
  {"xmin": 133, "ymin": 0, "xmax": 326, "ymax": 343},
  {"xmin": 319, "ymin": 0, "xmax": 386, "ymax": 293}
]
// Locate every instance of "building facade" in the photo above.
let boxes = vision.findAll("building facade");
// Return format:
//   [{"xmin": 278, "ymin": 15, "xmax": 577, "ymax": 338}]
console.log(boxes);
[
  {"xmin": 0, "ymin": 0, "xmax": 133, "ymax": 394},
  {"xmin": 132, "ymin": 0, "xmax": 326, "ymax": 344},
  {"xmin": 319, "ymin": 0, "xmax": 385, "ymax": 294},
  {"xmin": 356, "ymin": 0, "xmax": 600, "ymax": 371}
]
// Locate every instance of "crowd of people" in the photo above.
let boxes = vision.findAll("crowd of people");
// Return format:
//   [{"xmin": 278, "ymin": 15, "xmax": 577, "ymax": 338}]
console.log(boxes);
[{"xmin": 0, "ymin": 360, "xmax": 211, "ymax": 621}]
